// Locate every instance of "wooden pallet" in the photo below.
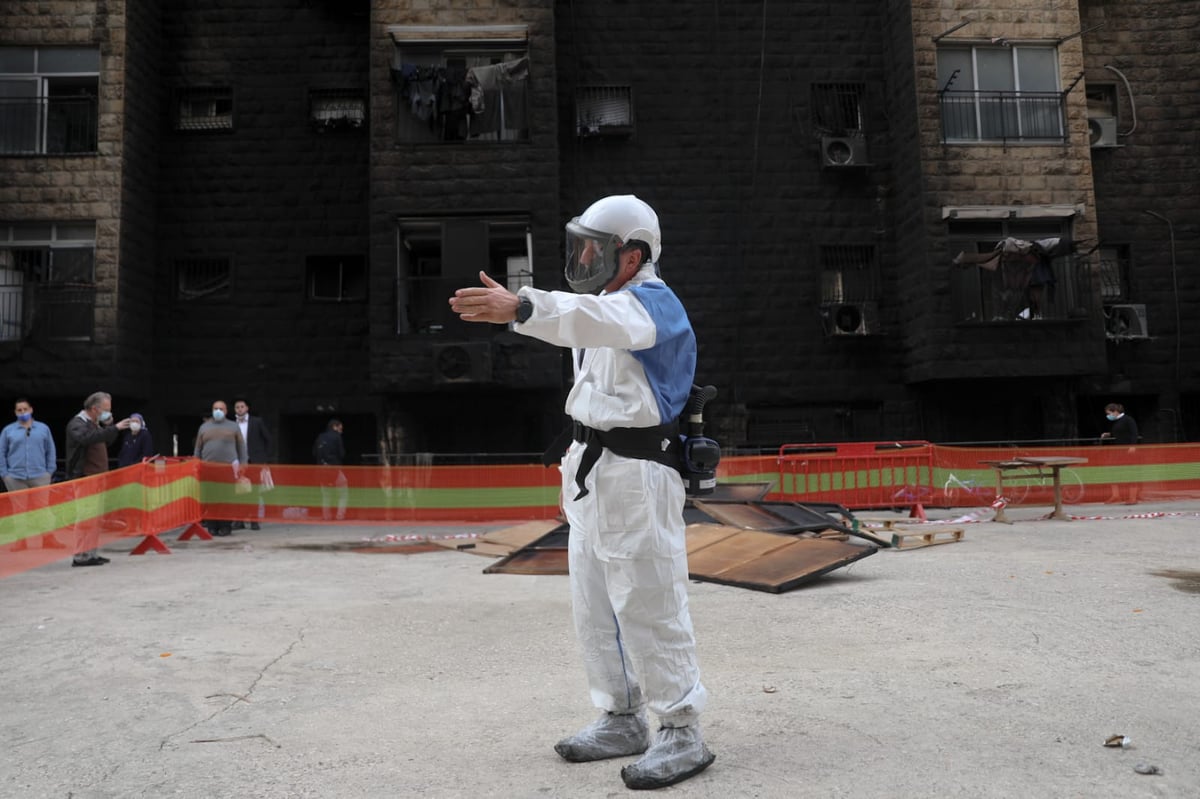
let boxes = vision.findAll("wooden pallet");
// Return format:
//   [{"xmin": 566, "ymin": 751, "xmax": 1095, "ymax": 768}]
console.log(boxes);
[
  {"xmin": 890, "ymin": 528, "xmax": 964, "ymax": 550},
  {"xmin": 858, "ymin": 519, "xmax": 965, "ymax": 550}
]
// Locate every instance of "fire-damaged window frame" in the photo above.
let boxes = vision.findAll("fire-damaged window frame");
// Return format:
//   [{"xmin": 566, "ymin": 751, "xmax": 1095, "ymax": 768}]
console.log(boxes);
[
  {"xmin": 174, "ymin": 86, "xmax": 234, "ymax": 132},
  {"xmin": 389, "ymin": 24, "xmax": 529, "ymax": 144},
  {"xmin": 306, "ymin": 254, "xmax": 367, "ymax": 303},
  {"xmin": 0, "ymin": 46, "xmax": 100, "ymax": 155},
  {"xmin": 936, "ymin": 43, "xmax": 1067, "ymax": 144},
  {"xmin": 0, "ymin": 220, "xmax": 97, "ymax": 342},
  {"xmin": 394, "ymin": 215, "xmax": 531, "ymax": 336},
  {"xmin": 173, "ymin": 256, "xmax": 231, "ymax": 303},
  {"xmin": 947, "ymin": 213, "xmax": 1094, "ymax": 324},
  {"xmin": 819, "ymin": 244, "xmax": 880, "ymax": 336}
]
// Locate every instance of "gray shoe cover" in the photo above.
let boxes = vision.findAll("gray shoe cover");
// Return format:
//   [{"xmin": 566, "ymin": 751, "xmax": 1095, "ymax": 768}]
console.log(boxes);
[
  {"xmin": 620, "ymin": 724, "xmax": 716, "ymax": 790},
  {"xmin": 554, "ymin": 712, "xmax": 650, "ymax": 763}
]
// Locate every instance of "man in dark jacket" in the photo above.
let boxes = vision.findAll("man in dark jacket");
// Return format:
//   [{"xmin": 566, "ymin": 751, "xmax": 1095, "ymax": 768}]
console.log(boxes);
[
  {"xmin": 65, "ymin": 391, "xmax": 131, "ymax": 566},
  {"xmin": 312, "ymin": 418, "xmax": 346, "ymax": 520},
  {"xmin": 1101, "ymin": 402, "xmax": 1140, "ymax": 504},
  {"xmin": 232, "ymin": 398, "xmax": 273, "ymax": 530}
]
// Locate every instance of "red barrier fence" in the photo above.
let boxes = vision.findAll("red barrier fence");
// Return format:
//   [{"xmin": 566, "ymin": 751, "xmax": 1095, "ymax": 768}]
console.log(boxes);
[{"xmin": 4, "ymin": 444, "xmax": 1200, "ymax": 578}]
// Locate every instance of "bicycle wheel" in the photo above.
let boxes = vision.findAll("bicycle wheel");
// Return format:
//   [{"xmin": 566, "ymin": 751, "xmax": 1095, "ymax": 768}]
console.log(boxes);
[
  {"xmin": 1002, "ymin": 476, "xmax": 1030, "ymax": 506},
  {"xmin": 1059, "ymin": 469, "xmax": 1085, "ymax": 504}
]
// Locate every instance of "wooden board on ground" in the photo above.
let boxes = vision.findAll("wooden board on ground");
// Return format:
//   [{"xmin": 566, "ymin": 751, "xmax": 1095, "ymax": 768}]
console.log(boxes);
[
  {"xmin": 480, "ymin": 520, "xmax": 562, "ymax": 550},
  {"xmin": 431, "ymin": 539, "xmax": 515, "ymax": 558},
  {"xmin": 685, "ymin": 525, "xmax": 877, "ymax": 593}
]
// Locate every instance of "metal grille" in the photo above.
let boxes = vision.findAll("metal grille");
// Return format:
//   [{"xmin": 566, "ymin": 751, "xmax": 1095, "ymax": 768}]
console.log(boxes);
[
  {"xmin": 310, "ymin": 89, "xmax": 366, "ymax": 129},
  {"xmin": 576, "ymin": 85, "xmax": 633, "ymax": 136},
  {"xmin": 175, "ymin": 257, "xmax": 230, "ymax": 300},
  {"xmin": 940, "ymin": 90, "xmax": 1067, "ymax": 143},
  {"xmin": 176, "ymin": 88, "xmax": 233, "ymax": 131},
  {"xmin": 820, "ymin": 245, "xmax": 878, "ymax": 303},
  {"xmin": 811, "ymin": 83, "xmax": 865, "ymax": 135}
]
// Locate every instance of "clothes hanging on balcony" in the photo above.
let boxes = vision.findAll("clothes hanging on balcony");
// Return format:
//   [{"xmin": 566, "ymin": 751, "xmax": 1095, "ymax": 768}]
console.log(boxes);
[{"xmin": 466, "ymin": 57, "xmax": 529, "ymax": 138}]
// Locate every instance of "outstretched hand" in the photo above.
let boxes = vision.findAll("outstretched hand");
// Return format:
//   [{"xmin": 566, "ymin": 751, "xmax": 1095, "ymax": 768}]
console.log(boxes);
[{"xmin": 449, "ymin": 271, "xmax": 520, "ymax": 324}]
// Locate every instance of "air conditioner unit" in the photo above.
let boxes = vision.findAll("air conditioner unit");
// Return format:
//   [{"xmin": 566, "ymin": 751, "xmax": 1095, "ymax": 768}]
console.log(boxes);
[
  {"xmin": 1105, "ymin": 304, "xmax": 1149, "ymax": 339},
  {"xmin": 820, "ymin": 135, "xmax": 869, "ymax": 168},
  {"xmin": 1088, "ymin": 116, "xmax": 1119, "ymax": 148},
  {"xmin": 823, "ymin": 302, "xmax": 878, "ymax": 336},
  {"xmin": 432, "ymin": 341, "xmax": 492, "ymax": 383}
]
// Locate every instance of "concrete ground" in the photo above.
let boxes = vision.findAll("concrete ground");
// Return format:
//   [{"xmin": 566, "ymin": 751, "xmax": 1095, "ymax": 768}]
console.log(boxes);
[{"xmin": 2, "ymin": 501, "xmax": 1198, "ymax": 799}]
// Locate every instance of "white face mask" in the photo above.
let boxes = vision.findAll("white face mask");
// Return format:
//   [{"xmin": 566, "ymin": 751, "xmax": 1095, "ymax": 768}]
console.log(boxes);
[{"xmin": 130, "ymin": 421, "xmax": 142, "ymax": 434}]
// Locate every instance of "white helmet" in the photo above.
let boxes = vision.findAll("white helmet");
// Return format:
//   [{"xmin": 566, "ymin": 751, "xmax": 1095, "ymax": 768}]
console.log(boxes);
[{"xmin": 564, "ymin": 195, "xmax": 661, "ymax": 294}]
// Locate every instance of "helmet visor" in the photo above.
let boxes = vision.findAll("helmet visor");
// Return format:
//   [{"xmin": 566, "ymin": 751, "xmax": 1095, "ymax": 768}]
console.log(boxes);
[{"xmin": 564, "ymin": 219, "xmax": 623, "ymax": 294}]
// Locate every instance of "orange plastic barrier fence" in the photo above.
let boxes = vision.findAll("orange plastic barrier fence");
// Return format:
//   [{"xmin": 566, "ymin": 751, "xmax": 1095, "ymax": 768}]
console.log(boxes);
[
  {"xmin": 776, "ymin": 441, "xmax": 934, "ymax": 516},
  {"xmin": 5, "ymin": 445, "xmax": 1200, "ymax": 579}
]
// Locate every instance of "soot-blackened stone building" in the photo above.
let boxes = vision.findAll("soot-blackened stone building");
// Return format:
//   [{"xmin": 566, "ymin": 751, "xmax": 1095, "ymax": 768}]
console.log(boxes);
[{"xmin": 0, "ymin": 0, "xmax": 1196, "ymax": 464}]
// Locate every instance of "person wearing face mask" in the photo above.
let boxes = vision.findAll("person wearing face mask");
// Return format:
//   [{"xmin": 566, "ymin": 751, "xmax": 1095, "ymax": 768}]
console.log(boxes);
[
  {"xmin": 193, "ymin": 400, "xmax": 247, "ymax": 537},
  {"xmin": 450, "ymin": 195, "xmax": 715, "ymax": 791},
  {"xmin": 2, "ymin": 397, "xmax": 65, "ymax": 552},
  {"xmin": 65, "ymin": 391, "xmax": 132, "ymax": 566},
  {"xmin": 1100, "ymin": 402, "xmax": 1139, "ymax": 504},
  {"xmin": 117, "ymin": 413, "xmax": 156, "ymax": 469}
]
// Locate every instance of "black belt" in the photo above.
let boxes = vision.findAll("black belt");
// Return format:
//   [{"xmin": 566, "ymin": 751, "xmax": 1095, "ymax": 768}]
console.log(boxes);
[{"xmin": 550, "ymin": 419, "xmax": 680, "ymax": 500}]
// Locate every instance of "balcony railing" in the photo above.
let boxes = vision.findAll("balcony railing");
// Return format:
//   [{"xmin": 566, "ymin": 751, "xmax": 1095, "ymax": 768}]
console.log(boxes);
[
  {"xmin": 952, "ymin": 254, "xmax": 1093, "ymax": 324},
  {"xmin": 939, "ymin": 90, "xmax": 1067, "ymax": 144},
  {"xmin": 0, "ymin": 273, "xmax": 95, "ymax": 341},
  {"xmin": 0, "ymin": 96, "xmax": 99, "ymax": 155}
]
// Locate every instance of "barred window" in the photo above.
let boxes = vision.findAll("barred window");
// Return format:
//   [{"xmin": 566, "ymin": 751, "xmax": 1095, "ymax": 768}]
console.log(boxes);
[
  {"xmin": 176, "ymin": 87, "xmax": 233, "ymax": 131},
  {"xmin": 175, "ymin": 257, "xmax": 231, "ymax": 300}
]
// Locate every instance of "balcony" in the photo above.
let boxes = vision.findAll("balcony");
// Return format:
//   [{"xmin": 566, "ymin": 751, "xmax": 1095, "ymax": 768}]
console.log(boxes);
[
  {"xmin": 939, "ymin": 90, "xmax": 1067, "ymax": 145},
  {"xmin": 951, "ymin": 253, "xmax": 1092, "ymax": 324}
]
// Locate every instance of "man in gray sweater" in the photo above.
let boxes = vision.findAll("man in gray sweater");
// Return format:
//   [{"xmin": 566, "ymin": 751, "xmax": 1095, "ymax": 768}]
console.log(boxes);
[{"xmin": 194, "ymin": 400, "xmax": 247, "ymax": 537}]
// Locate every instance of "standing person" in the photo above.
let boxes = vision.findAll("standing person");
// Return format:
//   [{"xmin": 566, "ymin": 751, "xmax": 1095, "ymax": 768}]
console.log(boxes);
[
  {"xmin": 116, "ymin": 412, "xmax": 155, "ymax": 468},
  {"xmin": 65, "ymin": 391, "xmax": 131, "ymax": 566},
  {"xmin": 312, "ymin": 418, "xmax": 347, "ymax": 521},
  {"xmin": 1101, "ymin": 402, "xmax": 1139, "ymax": 504},
  {"xmin": 449, "ymin": 195, "xmax": 715, "ymax": 790},
  {"xmin": 232, "ymin": 398, "xmax": 272, "ymax": 530},
  {"xmin": 193, "ymin": 400, "xmax": 247, "ymax": 537},
  {"xmin": 1, "ymin": 397, "xmax": 65, "ymax": 551}
]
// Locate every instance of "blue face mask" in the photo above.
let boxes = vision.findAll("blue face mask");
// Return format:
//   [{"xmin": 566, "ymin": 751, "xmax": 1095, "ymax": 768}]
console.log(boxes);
[
  {"xmin": 1106, "ymin": 414, "xmax": 1118, "ymax": 421},
  {"xmin": 16, "ymin": 412, "xmax": 31, "ymax": 422},
  {"xmin": 98, "ymin": 411, "xmax": 113, "ymax": 423},
  {"xmin": 212, "ymin": 409, "xmax": 225, "ymax": 422}
]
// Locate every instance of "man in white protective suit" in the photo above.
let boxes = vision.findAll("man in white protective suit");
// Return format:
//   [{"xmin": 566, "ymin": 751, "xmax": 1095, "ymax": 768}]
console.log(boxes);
[{"xmin": 449, "ymin": 195, "xmax": 714, "ymax": 790}]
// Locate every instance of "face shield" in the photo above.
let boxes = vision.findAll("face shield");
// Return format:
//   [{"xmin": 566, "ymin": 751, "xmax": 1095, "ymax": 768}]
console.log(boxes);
[{"xmin": 564, "ymin": 219, "xmax": 624, "ymax": 294}]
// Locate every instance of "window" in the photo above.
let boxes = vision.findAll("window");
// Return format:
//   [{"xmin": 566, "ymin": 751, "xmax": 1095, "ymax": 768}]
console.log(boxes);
[
  {"xmin": 396, "ymin": 216, "xmax": 530, "ymax": 334},
  {"xmin": 0, "ymin": 46, "xmax": 99, "ymax": 155},
  {"xmin": 811, "ymin": 83, "xmax": 865, "ymax": 135},
  {"xmin": 819, "ymin": 245, "xmax": 880, "ymax": 335},
  {"xmin": 175, "ymin": 257, "xmax": 230, "ymax": 301},
  {"xmin": 307, "ymin": 255, "xmax": 366, "ymax": 301},
  {"xmin": 0, "ymin": 221, "xmax": 96, "ymax": 341},
  {"xmin": 937, "ymin": 45, "xmax": 1064, "ymax": 143},
  {"xmin": 175, "ymin": 87, "xmax": 233, "ymax": 131},
  {"xmin": 949, "ymin": 219, "xmax": 1092, "ymax": 323},
  {"xmin": 576, "ymin": 85, "xmax": 633, "ymax": 138},
  {"xmin": 820, "ymin": 245, "xmax": 879, "ymax": 304},
  {"xmin": 310, "ymin": 88, "xmax": 366, "ymax": 132},
  {"xmin": 1096, "ymin": 244, "xmax": 1130, "ymax": 303},
  {"xmin": 392, "ymin": 41, "xmax": 528, "ymax": 142}
]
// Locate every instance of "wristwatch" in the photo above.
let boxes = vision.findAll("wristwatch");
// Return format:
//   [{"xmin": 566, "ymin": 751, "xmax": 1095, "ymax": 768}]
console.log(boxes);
[{"xmin": 515, "ymin": 296, "xmax": 534, "ymax": 324}]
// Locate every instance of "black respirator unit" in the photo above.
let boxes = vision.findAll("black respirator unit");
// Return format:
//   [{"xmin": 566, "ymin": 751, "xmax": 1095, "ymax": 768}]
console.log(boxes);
[{"xmin": 680, "ymin": 384, "xmax": 721, "ymax": 496}]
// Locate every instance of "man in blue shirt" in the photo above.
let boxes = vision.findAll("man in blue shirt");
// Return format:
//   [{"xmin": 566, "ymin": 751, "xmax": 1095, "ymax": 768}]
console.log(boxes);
[{"xmin": 1, "ymin": 397, "xmax": 65, "ymax": 550}]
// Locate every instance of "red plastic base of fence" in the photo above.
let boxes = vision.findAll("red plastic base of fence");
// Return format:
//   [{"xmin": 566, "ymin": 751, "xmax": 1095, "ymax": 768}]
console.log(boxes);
[
  {"xmin": 177, "ymin": 523, "xmax": 213, "ymax": 541},
  {"xmin": 130, "ymin": 534, "xmax": 171, "ymax": 556},
  {"xmin": 909, "ymin": 503, "xmax": 927, "ymax": 522}
]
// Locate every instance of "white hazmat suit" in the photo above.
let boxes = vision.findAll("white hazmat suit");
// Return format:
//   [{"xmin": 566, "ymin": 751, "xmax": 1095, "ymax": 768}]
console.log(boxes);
[{"xmin": 515, "ymin": 257, "xmax": 714, "ymax": 789}]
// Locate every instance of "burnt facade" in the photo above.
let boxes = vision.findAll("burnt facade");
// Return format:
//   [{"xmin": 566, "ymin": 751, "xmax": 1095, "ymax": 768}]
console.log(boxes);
[{"xmin": 0, "ymin": 0, "xmax": 1196, "ymax": 464}]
